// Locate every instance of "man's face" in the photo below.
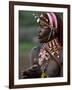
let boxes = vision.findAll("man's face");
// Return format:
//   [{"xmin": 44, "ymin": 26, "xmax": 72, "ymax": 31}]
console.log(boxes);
[{"xmin": 37, "ymin": 21, "xmax": 51, "ymax": 43}]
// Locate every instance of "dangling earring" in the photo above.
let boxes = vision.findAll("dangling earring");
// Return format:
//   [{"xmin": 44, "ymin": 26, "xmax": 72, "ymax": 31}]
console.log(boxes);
[
  {"xmin": 48, "ymin": 30, "xmax": 52, "ymax": 41},
  {"xmin": 52, "ymin": 28, "xmax": 55, "ymax": 36},
  {"xmin": 48, "ymin": 27, "xmax": 55, "ymax": 41}
]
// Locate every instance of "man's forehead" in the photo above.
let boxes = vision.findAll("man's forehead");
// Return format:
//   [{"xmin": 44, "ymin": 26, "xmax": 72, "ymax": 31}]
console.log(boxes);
[
  {"xmin": 37, "ymin": 14, "xmax": 48, "ymax": 23},
  {"xmin": 38, "ymin": 20, "xmax": 51, "ymax": 29},
  {"xmin": 39, "ymin": 20, "xmax": 47, "ymax": 26}
]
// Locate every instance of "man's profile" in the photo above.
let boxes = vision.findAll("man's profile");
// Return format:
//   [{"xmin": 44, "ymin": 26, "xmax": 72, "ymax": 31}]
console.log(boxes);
[{"xmin": 22, "ymin": 12, "xmax": 63, "ymax": 78}]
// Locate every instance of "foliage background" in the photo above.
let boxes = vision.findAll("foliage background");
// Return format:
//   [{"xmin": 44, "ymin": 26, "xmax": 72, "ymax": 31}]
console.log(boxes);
[
  {"xmin": 19, "ymin": 11, "xmax": 63, "ymax": 79},
  {"xmin": 19, "ymin": 11, "xmax": 38, "ymax": 78}
]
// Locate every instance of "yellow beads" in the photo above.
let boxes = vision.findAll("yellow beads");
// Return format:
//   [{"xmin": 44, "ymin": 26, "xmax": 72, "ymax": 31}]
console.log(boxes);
[{"xmin": 41, "ymin": 72, "xmax": 47, "ymax": 78}]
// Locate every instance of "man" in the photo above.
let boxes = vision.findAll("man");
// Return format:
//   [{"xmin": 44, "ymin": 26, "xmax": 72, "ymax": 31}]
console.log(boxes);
[{"xmin": 23, "ymin": 12, "xmax": 63, "ymax": 78}]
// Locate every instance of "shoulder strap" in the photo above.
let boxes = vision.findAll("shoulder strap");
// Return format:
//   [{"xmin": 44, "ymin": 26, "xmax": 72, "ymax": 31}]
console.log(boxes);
[{"xmin": 45, "ymin": 48, "xmax": 62, "ymax": 68}]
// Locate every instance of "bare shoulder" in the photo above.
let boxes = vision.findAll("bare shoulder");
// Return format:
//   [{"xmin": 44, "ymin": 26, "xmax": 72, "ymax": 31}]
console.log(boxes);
[{"xmin": 31, "ymin": 44, "xmax": 42, "ymax": 54}]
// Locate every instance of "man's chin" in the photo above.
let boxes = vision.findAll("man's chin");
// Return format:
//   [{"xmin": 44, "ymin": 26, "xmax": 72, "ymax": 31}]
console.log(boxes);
[
  {"xmin": 38, "ymin": 35, "xmax": 49, "ymax": 43},
  {"xmin": 38, "ymin": 38, "xmax": 48, "ymax": 43}
]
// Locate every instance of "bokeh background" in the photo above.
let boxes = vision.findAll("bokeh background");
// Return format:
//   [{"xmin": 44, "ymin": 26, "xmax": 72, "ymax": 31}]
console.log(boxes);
[
  {"xmin": 19, "ymin": 11, "xmax": 39, "ymax": 79},
  {"xmin": 19, "ymin": 11, "xmax": 63, "ymax": 79}
]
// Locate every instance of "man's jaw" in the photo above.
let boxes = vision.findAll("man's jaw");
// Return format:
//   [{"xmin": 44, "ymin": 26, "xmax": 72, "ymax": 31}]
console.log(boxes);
[{"xmin": 38, "ymin": 35, "xmax": 49, "ymax": 43}]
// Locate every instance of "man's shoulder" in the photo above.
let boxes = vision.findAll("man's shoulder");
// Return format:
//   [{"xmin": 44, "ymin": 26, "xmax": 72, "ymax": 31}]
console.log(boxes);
[
  {"xmin": 31, "ymin": 44, "xmax": 42, "ymax": 52},
  {"xmin": 30, "ymin": 44, "xmax": 42, "ymax": 63}
]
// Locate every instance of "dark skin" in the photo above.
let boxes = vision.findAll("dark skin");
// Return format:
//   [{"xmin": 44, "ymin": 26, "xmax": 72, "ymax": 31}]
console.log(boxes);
[
  {"xmin": 37, "ymin": 26, "xmax": 50, "ymax": 43},
  {"xmin": 37, "ymin": 20, "xmax": 57, "ymax": 43},
  {"xmin": 22, "ymin": 19, "xmax": 63, "ymax": 78},
  {"xmin": 22, "ymin": 21, "xmax": 51, "ymax": 78},
  {"xmin": 37, "ymin": 21, "xmax": 63, "ymax": 77}
]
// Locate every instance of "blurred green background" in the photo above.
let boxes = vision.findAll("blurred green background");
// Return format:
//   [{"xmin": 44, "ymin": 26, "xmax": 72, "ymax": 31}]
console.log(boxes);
[
  {"xmin": 19, "ymin": 11, "xmax": 63, "ymax": 79},
  {"xmin": 19, "ymin": 11, "xmax": 39, "ymax": 52},
  {"xmin": 19, "ymin": 11, "xmax": 39, "ymax": 79}
]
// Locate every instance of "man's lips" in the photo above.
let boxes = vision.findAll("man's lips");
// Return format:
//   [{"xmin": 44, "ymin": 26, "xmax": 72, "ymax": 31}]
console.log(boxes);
[
  {"xmin": 37, "ymin": 33, "xmax": 43, "ymax": 38},
  {"xmin": 38, "ymin": 34, "xmax": 47, "ymax": 39},
  {"xmin": 38, "ymin": 36, "xmax": 42, "ymax": 39}
]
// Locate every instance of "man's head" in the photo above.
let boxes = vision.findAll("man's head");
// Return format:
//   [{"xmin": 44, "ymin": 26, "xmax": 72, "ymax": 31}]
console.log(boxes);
[{"xmin": 34, "ymin": 13, "xmax": 63, "ymax": 44}]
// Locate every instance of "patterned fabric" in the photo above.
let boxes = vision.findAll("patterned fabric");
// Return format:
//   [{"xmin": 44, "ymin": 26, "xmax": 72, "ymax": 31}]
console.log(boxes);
[
  {"xmin": 38, "ymin": 38, "xmax": 62, "ymax": 77},
  {"xmin": 36, "ymin": 13, "xmax": 58, "ymax": 32},
  {"xmin": 30, "ymin": 42, "xmax": 63, "ymax": 77},
  {"xmin": 29, "ymin": 12, "xmax": 63, "ymax": 77},
  {"xmin": 30, "ymin": 39, "xmax": 63, "ymax": 77},
  {"xmin": 33, "ymin": 12, "xmax": 63, "ymax": 42}
]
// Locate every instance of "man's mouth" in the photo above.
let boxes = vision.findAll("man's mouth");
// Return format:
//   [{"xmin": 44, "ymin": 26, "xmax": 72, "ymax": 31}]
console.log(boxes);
[
  {"xmin": 37, "ymin": 34, "xmax": 41, "ymax": 39},
  {"xmin": 37, "ymin": 33, "xmax": 43, "ymax": 39},
  {"xmin": 38, "ymin": 35, "xmax": 41, "ymax": 38}
]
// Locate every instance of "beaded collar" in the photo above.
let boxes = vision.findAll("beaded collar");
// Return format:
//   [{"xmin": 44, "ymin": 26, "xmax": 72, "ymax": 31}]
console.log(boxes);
[{"xmin": 38, "ymin": 38, "xmax": 62, "ymax": 66}]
